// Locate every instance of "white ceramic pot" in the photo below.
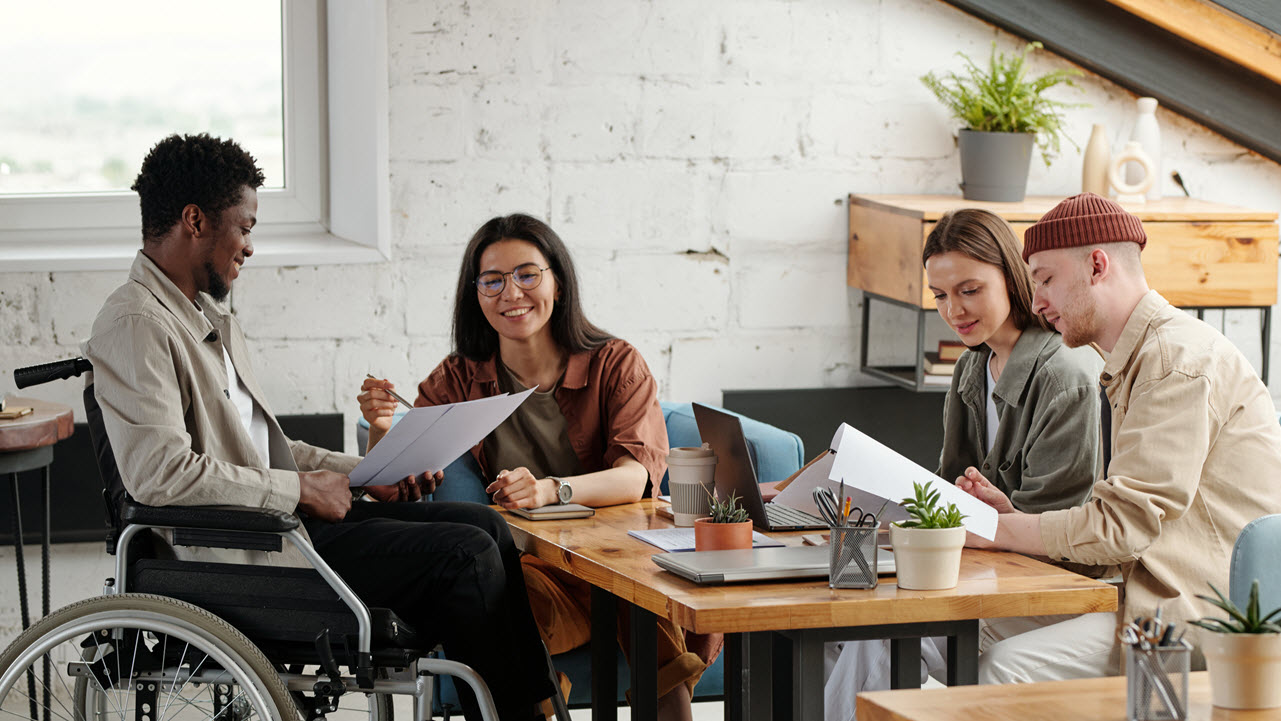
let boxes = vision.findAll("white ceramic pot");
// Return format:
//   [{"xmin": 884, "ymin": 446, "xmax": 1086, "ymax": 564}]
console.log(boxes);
[
  {"xmin": 1200, "ymin": 630, "xmax": 1281, "ymax": 709},
  {"xmin": 889, "ymin": 524, "xmax": 966, "ymax": 590}
]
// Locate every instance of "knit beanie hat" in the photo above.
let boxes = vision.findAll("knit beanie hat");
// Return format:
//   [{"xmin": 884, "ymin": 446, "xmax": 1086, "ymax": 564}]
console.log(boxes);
[{"xmin": 1021, "ymin": 192, "xmax": 1147, "ymax": 262}]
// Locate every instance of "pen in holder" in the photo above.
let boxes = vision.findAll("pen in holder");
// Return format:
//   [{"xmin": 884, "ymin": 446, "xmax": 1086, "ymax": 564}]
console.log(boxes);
[
  {"xmin": 828, "ymin": 525, "xmax": 878, "ymax": 589},
  {"xmin": 1125, "ymin": 638, "xmax": 1190, "ymax": 721}
]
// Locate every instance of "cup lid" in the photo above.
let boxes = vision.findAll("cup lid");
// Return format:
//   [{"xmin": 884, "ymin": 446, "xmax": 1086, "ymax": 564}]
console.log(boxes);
[{"xmin": 667, "ymin": 443, "xmax": 716, "ymax": 462}]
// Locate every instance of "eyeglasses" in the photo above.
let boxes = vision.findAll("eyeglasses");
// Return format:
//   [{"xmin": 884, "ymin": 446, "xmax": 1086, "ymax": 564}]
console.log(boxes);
[{"xmin": 475, "ymin": 263, "xmax": 550, "ymax": 297}]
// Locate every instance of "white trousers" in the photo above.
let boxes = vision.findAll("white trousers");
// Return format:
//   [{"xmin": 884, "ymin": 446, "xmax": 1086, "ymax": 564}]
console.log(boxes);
[{"xmin": 823, "ymin": 612, "xmax": 1118, "ymax": 721}]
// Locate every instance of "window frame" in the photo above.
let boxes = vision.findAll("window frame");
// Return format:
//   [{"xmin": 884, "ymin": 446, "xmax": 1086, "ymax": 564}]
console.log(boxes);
[{"xmin": 0, "ymin": 0, "xmax": 389, "ymax": 271}]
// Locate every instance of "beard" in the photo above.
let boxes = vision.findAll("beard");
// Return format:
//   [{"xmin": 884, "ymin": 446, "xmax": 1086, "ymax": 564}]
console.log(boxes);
[
  {"xmin": 1056, "ymin": 292, "xmax": 1101, "ymax": 348},
  {"xmin": 204, "ymin": 261, "xmax": 230, "ymax": 301}
]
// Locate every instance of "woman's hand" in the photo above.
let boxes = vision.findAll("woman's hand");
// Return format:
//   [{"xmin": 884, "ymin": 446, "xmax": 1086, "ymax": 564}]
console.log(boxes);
[
  {"xmin": 955, "ymin": 466, "xmax": 1018, "ymax": 514},
  {"xmin": 358, "ymin": 377, "xmax": 401, "ymax": 435},
  {"xmin": 486, "ymin": 467, "xmax": 557, "ymax": 509}
]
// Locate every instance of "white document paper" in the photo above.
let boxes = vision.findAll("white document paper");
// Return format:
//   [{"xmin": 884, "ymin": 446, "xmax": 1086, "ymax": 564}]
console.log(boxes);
[
  {"xmin": 348, "ymin": 388, "xmax": 535, "ymax": 487},
  {"xmin": 772, "ymin": 450, "xmax": 911, "ymax": 527},
  {"xmin": 827, "ymin": 422, "xmax": 998, "ymax": 540},
  {"xmin": 627, "ymin": 528, "xmax": 784, "ymax": 553}
]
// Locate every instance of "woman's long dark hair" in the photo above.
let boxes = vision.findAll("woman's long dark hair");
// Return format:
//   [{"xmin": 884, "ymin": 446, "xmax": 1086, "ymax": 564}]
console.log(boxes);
[
  {"xmin": 453, "ymin": 214, "xmax": 613, "ymax": 360},
  {"xmin": 922, "ymin": 209, "xmax": 1050, "ymax": 333}
]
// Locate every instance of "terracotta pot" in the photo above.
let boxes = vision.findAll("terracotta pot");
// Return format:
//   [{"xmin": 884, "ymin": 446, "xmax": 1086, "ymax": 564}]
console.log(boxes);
[
  {"xmin": 889, "ymin": 524, "xmax": 966, "ymax": 590},
  {"xmin": 693, "ymin": 518, "xmax": 753, "ymax": 551},
  {"xmin": 1200, "ymin": 630, "xmax": 1281, "ymax": 709}
]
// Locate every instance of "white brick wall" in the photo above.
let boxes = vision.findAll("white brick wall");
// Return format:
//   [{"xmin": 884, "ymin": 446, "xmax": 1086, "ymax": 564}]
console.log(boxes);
[{"xmin": 4, "ymin": 0, "xmax": 1281, "ymax": 640}]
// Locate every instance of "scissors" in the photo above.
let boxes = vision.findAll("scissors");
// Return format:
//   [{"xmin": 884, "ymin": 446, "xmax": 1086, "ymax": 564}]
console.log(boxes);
[
  {"xmin": 812, "ymin": 487, "xmax": 844, "ymax": 527},
  {"xmin": 849, "ymin": 500, "xmax": 890, "ymax": 528}
]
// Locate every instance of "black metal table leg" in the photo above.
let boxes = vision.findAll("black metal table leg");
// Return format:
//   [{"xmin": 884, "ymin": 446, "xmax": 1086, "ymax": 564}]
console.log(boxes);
[
  {"xmin": 790, "ymin": 631, "xmax": 825, "ymax": 721},
  {"xmin": 41, "ymin": 467, "xmax": 51, "ymax": 721},
  {"xmin": 889, "ymin": 637, "xmax": 922, "ymax": 689},
  {"xmin": 725, "ymin": 633, "xmax": 772, "ymax": 721},
  {"xmin": 628, "ymin": 604, "xmax": 658, "ymax": 721},
  {"xmin": 590, "ymin": 586, "xmax": 618, "ymax": 721},
  {"xmin": 946, "ymin": 620, "xmax": 980, "ymax": 686},
  {"xmin": 9, "ymin": 473, "xmax": 37, "ymax": 721}
]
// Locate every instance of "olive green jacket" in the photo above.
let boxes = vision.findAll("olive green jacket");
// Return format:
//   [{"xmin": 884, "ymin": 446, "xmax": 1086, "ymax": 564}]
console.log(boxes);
[{"xmin": 938, "ymin": 326, "xmax": 1104, "ymax": 513}]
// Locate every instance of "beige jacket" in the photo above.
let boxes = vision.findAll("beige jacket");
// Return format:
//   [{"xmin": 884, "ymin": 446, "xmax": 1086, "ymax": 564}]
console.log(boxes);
[
  {"xmin": 1041, "ymin": 291, "xmax": 1281, "ymax": 633},
  {"xmin": 83, "ymin": 251, "xmax": 359, "ymax": 567}
]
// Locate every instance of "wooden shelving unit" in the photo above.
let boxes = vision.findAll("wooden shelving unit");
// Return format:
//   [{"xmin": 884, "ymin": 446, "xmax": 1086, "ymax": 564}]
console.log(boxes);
[{"xmin": 848, "ymin": 194, "xmax": 1280, "ymax": 391}]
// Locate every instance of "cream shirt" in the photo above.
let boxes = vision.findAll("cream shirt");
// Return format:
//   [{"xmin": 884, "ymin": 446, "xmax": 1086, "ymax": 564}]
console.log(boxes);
[{"xmin": 1041, "ymin": 291, "xmax": 1281, "ymax": 634}]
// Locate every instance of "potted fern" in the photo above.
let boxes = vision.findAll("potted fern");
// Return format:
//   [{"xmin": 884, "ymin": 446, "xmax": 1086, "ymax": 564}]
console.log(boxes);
[
  {"xmin": 921, "ymin": 41, "xmax": 1082, "ymax": 202},
  {"xmin": 693, "ymin": 490, "xmax": 753, "ymax": 551},
  {"xmin": 889, "ymin": 482, "xmax": 967, "ymax": 590},
  {"xmin": 1191, "ymin": 580, "xmax": 1281, "ymax": 709}
]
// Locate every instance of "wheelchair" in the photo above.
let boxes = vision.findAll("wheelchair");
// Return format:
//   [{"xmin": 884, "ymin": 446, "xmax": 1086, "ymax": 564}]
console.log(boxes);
[{"xmin": 0, "ymin": 358, "xmax": 570, "ymax": 721}]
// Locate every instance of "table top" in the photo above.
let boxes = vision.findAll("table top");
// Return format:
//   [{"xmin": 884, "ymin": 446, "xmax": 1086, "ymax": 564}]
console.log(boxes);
[
  {"xmin": 857, "ymin": 672, "xmax": 1279, "ymax": 721},
  {"xmin": 0, "ymin": 396, "xmax": 74, "ymax": 453},
  {"xmin": 505, "ymin": 500, "xmax": 1117, "ymax": 635},
  {"xmin": 849, "ymin": 194, "xmax": 1278, "ymax": 222}
]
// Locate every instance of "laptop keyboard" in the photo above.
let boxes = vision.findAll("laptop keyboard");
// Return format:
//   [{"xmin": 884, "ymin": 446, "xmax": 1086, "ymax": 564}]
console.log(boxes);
[{"xmin": 764, "ymin": 502, "xmax": 826, "ymax": 529}]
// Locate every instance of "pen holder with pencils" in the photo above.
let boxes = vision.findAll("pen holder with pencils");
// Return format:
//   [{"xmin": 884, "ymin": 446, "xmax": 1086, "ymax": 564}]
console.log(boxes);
[
  {"xmin": 828, "ymin": 525, "xmax": 878, "ymax": 589},
  {"xmin": 1125, "ymin": 640, "xmax": 1190, "ymax": 721}
]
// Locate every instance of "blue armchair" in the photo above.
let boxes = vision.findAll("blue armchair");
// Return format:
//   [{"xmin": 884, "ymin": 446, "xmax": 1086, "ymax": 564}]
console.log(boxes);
[
  {"xmin": 1229, "ymin": 514, "xmax": 1281, "ymax": 613},
  {"xmin": 356, "ymin": 401, "xmax": 805, "ymax": 707}
]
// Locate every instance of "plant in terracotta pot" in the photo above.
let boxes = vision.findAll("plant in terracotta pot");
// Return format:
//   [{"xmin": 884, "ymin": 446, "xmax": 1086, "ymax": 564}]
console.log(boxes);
[
  {"xmin": 889, "ymin": 481, "xmax": 967, "ymax": 590},
  {"xmin": 1190, "ymin": 580, "xmax": 1281, "ymax": 709},
  {"xmin": 921, "ymin": 41, "xmax": 1082, "ymax": 202},
  {"xmin": 693, "ymin": 490, "xmax": 753, "ymax": 551}
]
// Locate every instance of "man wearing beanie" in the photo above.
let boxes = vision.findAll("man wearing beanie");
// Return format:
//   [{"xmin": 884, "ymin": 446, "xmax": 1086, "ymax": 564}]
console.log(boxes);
[{"xmin": 958, "ymin": 192, "xmax": 1281, "ymax": 682}]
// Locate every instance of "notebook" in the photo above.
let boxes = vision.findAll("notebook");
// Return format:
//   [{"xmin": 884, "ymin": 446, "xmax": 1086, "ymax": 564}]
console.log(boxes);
[
  {"xmin": 629, "ymin": 527, "xmax": 784, "ymax": 552},
  {"xmin": 652, "ymin": 545, "xmax": 896, "ymax": 585}
]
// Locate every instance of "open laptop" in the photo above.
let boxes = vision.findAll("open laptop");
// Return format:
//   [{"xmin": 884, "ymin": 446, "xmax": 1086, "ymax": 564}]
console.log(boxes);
[
  {"xmin": 692, "ymin": 403, "xmax": 827, "ymax": 531},
  {"xmin": 652, "ymin": 546, "xmax": 896, "ymax": 584}
]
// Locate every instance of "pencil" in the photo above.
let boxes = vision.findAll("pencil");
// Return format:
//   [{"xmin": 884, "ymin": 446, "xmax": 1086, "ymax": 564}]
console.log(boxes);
[{"xmin": 365, "ymin": 373, "xmax": 414, "ymax": 409}]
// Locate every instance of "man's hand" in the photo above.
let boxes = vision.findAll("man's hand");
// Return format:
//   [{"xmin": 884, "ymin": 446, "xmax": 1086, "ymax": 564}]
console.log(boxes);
[
  {"xmin": 486, "ymin": 467, "xmax": 556, "ymax": 509},
  {"xmin": 955, "ymin": 467, "xmax": 1018, "ymax": 514},
  {"xmin": 298, "ymin": 470, "xmax": 353, "ymax": 522},
  {"xmin": 365, "ymin": 470, "xmax": 443, "ymax": 502}
]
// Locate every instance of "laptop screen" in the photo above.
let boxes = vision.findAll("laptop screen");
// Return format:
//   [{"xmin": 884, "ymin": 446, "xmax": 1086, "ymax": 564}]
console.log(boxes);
[{"xmin": 691, "ymin": 403, "xmax": 772, "ymax": 529}]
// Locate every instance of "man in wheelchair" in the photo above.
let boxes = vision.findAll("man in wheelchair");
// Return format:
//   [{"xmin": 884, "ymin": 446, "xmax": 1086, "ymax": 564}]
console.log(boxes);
[{"xmin": 5, "ymin": 134, "xmax": 557, "ymax": 721}]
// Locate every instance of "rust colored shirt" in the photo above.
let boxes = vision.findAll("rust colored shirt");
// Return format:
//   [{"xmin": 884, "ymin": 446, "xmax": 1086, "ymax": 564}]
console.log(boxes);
[{"xmin": 415, "ymin": 338, "xmax": 669, "ymax": 492}]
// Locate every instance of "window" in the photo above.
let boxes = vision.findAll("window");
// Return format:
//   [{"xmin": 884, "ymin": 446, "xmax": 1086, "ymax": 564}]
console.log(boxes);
[{"xmin": 0, "ymin": 0, "xmax": 388, "ymax": 271}]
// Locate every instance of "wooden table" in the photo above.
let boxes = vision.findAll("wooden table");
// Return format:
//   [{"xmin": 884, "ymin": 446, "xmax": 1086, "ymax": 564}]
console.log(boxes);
[
  {"xmin": 1, "ymin": 396, "xmax": 74, "ymax": 721},
  {"xmin": 506, "ymin": 501, "xmax": 1118, "ymax": 721},
  {"xmin": 846, "ymin": 194, "xmax": 1280, "ymax": 389},
  {"xmin": 857, "ymin": 671, "xmax": 1279, "ymax": 721}
]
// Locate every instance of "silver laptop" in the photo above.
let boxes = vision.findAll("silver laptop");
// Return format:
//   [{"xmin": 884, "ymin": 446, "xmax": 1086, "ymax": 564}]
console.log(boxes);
[
  {"xmin": 652, "ymin": 546, "xmax": 896, "ymax": 585},
  {"xmin": 692, "ymin": 403, "xmax": 827, "ymax": 531}
]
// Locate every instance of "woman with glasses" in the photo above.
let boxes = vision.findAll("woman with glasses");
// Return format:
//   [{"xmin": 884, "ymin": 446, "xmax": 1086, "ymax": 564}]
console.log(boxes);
[
  {"xmin": 359, "ymin": 213, "xmax": 704, "ymax": 721},
  {"xmin": 824, "ymin": 209, "xmax": 1104, "ymax": 721}
]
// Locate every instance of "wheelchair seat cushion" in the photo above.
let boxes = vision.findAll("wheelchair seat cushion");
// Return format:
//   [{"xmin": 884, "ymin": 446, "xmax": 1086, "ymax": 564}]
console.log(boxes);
[{"xmin": 132, "ymin": 559, "xmax": 423, "ymax": 653}]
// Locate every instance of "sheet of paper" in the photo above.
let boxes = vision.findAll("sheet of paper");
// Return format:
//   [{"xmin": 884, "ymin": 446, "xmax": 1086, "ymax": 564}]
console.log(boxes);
[
  {"xmin": 348, "ymin": 388, "xmax": 535, "ymax": 486},
  {"xmin": 627, "ymin": 527, "xmax": 783, "ymax": 553},
  {"xmin": 772, "ymin": 450, "xmax": 910, "ymax": 527},
  {"xmin": 827, "ymin": 422, "xmax": 998, "ymax": 540}
]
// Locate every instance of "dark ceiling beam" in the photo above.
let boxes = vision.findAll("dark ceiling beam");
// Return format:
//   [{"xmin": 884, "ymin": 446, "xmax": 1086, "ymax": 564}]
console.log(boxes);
[
  {"xmin": 937, "ymin": 0, "xmax": 1281, "ymax": 165},
  {"xmin": 1214, "ymin": 0, "xmax": 1281, "ymax": 36}
]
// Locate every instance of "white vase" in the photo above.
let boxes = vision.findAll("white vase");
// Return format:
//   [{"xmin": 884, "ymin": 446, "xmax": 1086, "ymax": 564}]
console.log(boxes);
[
  {"xmin": 1200, "ymin": 630, "xmax": 1281, "ymax": 709},
  {"xmin": 1082, "ymin": 124, "xmax": 1111, "ymax": 196},
  {"xmin": 889, "ymin": 524, "xmax": 966, "ymax": 590},
  {"xmin": 1109, "ymin": 141, "xmax": 1155, "ymax": 204},
  {"xmin": 1128, "ymin": 97, "xmax": 1162, "ymax": 201}
]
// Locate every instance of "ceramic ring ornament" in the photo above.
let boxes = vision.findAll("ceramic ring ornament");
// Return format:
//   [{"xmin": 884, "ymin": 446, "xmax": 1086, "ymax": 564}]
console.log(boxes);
[{"xmin": 1109, "ymin": 141, "xmax": 1155, "ymax": 198}]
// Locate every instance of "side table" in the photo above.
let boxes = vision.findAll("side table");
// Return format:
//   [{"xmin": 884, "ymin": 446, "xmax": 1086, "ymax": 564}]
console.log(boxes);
[{"xmin": 1, "ymin": 396, "xmax": 73, "ymax": 721}]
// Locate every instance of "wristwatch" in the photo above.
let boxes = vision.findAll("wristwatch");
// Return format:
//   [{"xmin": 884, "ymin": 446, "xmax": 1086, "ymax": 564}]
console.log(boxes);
[{"xmin": 551, "ymin": 476, "xmax": 572, "ymax": 505}]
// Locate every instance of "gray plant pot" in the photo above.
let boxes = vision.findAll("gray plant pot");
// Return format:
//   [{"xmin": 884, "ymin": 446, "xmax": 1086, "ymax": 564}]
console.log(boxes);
[{"xmin": 957, "ymin": 129, "xmax": 1035, "ymax": 202}]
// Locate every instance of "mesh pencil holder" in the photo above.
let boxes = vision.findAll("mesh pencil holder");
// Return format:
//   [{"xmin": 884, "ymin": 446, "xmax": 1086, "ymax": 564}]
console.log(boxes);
[
  {"xmin": 1125, "ymin": 640, "xmax": 1190, "ymax": 721},
  {"xmin": 828, "ymin": 525, "xmax": 878, "ymax": 589}
]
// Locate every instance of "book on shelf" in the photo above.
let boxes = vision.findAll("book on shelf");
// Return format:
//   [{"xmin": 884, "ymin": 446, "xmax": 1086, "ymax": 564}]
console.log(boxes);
[
  {"xmin": 922, "ymin": 373, "xmax": 953, "ymax": 386},
  {"xmin": 937, "ymin": 340, "xmax": 966, "ymax": 362},
  {"xmin": 922, "ymin": 351, "xmax": 956, "ymax": 375}
]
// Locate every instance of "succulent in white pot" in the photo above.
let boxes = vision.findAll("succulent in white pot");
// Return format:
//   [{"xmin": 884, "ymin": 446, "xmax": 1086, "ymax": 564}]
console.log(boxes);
[
  {"xmin": 1191, "ymin": 580, "xmax": 1281, "ymax": 709},
  {"xmin": 889, "ymin": 482, "xmax": 967, "ymax": 591}
]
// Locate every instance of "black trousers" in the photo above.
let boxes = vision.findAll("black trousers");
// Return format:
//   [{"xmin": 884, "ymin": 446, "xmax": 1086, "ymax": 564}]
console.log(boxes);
[{"xmin": 305, "ymin": 501, "xmax": 555, "ymax": 721}]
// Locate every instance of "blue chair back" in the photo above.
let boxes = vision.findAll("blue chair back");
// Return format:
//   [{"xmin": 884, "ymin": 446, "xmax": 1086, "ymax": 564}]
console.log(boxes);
[{"xmin": 1229, "ymin": 514, "xmax": 1281, "ymax": 612}]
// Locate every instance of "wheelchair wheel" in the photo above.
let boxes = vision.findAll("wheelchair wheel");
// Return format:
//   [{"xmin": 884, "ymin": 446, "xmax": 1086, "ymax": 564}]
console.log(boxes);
[{"xmin": 0, "ymin": 594, "xmax": 296, "ymax": 721}]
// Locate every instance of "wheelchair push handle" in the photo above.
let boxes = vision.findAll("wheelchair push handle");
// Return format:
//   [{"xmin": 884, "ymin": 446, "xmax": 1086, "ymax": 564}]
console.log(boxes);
[{"xmin": 14, "ymin": 357, "xmax": 93, "ymax": 389}]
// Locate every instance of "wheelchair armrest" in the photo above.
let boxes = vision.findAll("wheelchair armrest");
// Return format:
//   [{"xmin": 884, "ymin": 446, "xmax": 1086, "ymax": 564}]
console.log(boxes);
[{"xmin": 121, "ymin": 502, "xmax": 300, "ymax": 533}]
